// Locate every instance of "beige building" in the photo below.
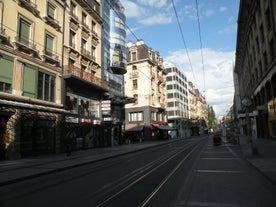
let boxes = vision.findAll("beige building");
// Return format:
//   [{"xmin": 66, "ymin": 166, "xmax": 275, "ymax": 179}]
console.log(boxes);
[
  {"xmin": 188, "ymin": 82, "xmax": 208, "ymax": 135},
  {"xmin": 235, "ymin": 0, "xmax": 276, "ymax": 139},
  {"xmin": 0, "ymin": 0, "xmax": 107, "ymax": 159},
  {"xmin": 124, "ymin": 40, "xmax": 171, "ymax": 141},
  {"xmin": 62, "ymin": 0, "xmax": 109, "ymax": 149}
]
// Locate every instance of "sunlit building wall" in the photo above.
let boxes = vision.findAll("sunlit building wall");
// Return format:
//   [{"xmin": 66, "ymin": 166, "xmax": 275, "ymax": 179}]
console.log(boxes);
[{"xmin": 164, "ymin": 62, "xmax": 190, "ymax": 138}]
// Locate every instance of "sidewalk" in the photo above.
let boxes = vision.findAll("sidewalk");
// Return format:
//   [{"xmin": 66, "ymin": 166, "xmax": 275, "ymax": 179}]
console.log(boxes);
[
  {"xmin": 0, "ymin": 140, "xmax": 175, "ymax": 186},
  {"xmin": 239, "ymin": 135, "xmax": 276, "ymax": 184}
]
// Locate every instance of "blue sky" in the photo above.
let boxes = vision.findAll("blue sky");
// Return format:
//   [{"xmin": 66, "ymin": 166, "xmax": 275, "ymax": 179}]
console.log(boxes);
[{"xmin": 121, "ymin": 0, "xmax": 240, "ymax": 116}]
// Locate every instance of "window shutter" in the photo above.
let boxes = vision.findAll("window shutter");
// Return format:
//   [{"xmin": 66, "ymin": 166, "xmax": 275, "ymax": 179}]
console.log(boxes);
[
  {"xmin": 0, "ymin": 55, "xmax": 13, "ymax": 84},
  {"xmin": 23, "ymin": 64, "xmax": 36, "ymax": 98},
  {"xmin": 46, "ymin": 34, "xmax": 53, "ymax": 54},
  {"xmin": 47, "ymin": 3, "xmax": 55, "ymax": 19},
  {"xmin": 19, "ymin": 19, "xmax": 30, "ymax": 45}
]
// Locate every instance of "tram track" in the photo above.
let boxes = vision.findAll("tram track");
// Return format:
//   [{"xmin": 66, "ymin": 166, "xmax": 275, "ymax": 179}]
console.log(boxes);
[{"xmin": 95, "ymin": 138, "xmax": 206, "ymax": 207}]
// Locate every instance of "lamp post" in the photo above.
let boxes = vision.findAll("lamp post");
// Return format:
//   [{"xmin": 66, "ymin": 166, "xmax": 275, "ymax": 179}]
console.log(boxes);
[{"xmin": 241, "ymin": 96, "xmax": 255, "ymax": 155}]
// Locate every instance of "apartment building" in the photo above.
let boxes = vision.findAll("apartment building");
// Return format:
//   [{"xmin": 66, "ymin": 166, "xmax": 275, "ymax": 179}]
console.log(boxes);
[
  {"xmin": 124, "ymin": 40, "xmax": 172, "ymax": 141},
  {"xmin": 164, "ymin": 62, "xmax": 190, "ymax": 138},
  {"xmin": 188, "ymin": 82, "xmax": 208, "ymax": 135},
  {"xmin": 0, "ymin": 0, "xmax": 65, "ymax": 159},
  {"xmin": 0, "ymin": 0, "xmax": 109, "ymax": 159},
  {"xmin": 235, "ymin": 0, "xmax": 276, "ymax": 139},
  {"xmin": 62, "ymin": 0, "xmax": 109, "ymax": 149}
]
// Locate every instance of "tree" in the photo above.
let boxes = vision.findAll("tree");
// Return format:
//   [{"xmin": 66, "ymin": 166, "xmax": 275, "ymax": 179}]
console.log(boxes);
[{"xmin": 208, "ymin": 105, "xmax": 216, "ymax": 127}]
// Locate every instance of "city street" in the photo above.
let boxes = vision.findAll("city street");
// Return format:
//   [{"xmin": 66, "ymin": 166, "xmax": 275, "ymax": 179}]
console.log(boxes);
[{"xmin": 0, "ymin": 136, "xmax": 276, "ymax": 207}]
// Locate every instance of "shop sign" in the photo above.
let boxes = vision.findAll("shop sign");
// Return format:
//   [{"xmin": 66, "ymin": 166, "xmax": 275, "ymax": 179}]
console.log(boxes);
[
  {"xmin": 81, "ymin": 118, "xmax": 92, "ymax": 123},
  {"xmin": 66, "ymin": 116, "xmax": 79, "ymax": 123},
  {"xmin": 101, "ymin": 100, "xmax": 111, "ymax": 115}
]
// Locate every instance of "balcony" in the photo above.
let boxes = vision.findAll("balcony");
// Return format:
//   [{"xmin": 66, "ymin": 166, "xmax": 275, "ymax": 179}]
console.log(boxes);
[
  {"xmin": 91, "ymin": 31, "xmax": 99, "ymax": 46},
  {"xmin": 41, "ymin": 50, "xmax": 59, "ymax": 66},
  {"xmin": 80, "ymin": 48, "xmax": 95, "ymax": 62},
  {"xmin": 64, "ymin": 65, "xmax": 108, "ymax": 90},
  {"xmin": 69, "ymin": 12, "xmax": 79, "ymax": 31},
  {"xmin": 13, "ymin": 36, "xmax": 38, "ymax": 56},
  {"xmin": 67, "ymin": 44, "xmax": 79, "ymax": 59},
  {"xmin": 18, "ymin": 0, "xmax": 39, "ymax": 16},
  {"xmin": 43, "ymin": 16, "xmax": 61, "ymax": 31}
]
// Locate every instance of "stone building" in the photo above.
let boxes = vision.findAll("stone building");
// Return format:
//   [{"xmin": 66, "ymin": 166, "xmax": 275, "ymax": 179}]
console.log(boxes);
[
  {"xmin": 0, "ymin": 0, "xmax": 108, "ymax": 159},
  {"xmin": 235, "ymin": 0, "xmax": 276, "ymax": 139},
  {"xmin": 188, "ymin": 82, "xmax": 207, "ymax": 135},
  {"xmin": 0, "ymin": 0, "xmax": 66, "ymax": 159},
  {"xmin": 124, "ymin": 40, "xmax": 172, "ymax": 141}
]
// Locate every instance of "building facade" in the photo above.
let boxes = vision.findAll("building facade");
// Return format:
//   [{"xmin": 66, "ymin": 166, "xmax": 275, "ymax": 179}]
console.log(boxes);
[
  {"xmin": 0, "ymin": 0, "xmax": 113, "ymax": 159},
  {"xmin": 0, "ymin": 0, "xmax": 66, "ymax": 159},
  {"xmin": 235, "ymin": 0, "xmax": 276, "ymax": 140},
  {"xmin": 188, "ymin": 82, "xmax": 208, "ymax": 135},
  {"xmin": 102, "ymin": 0, "xmax": 128, "ymax": 145},
  {"xmin": 124, "ymin": 40, "xmax": 171, "ymax": 141},
  {"xmin": 164, "ymin": 62, "xmax": 190, "ymax": 138}
]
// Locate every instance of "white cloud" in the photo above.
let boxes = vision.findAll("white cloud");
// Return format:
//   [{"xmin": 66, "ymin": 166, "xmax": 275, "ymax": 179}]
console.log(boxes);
[
  {"xmin": 138, "ymin": 13, "xmax": 173, "ymax": 25},
  {"xmin": 219, "ymin": 6, "xmax": 227, "ymax": 12},
  {"xmin": 137, "ymin": 0, "xmax": 167, "ymax": 8},
  {"xmin": 165, "ymin": 48, "xmax": 235, "ymax": 116},
  {"xmin": 121, "ymin": 0, "xmax": 146, "ymax": 18}
]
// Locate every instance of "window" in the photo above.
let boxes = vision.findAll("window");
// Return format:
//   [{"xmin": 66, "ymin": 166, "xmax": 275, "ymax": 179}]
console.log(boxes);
[
  {"xmin": 82, "ymin": 12, "xmax": 87, "ymax": 26},
  {"xmin": 19, "ymin": 18, "xmax": 31, "ymax": 46},
  {"xmin": 132, "ymin": 79, "xmax": 137, "ymax": 90},
  {"xmin": 70, "ymin": 2, "xmax": 76, "ymax": 16},
  {"xmin": 0, "ymin": 54, "xmax": 13, "ymax": 93},
  {"xmin": 69, "ymin": 30, "xmax": 76, "ymax": 48},
  {"xmin": 37, "ymin": 71, "xmax": 55, "ymax": 102},
  {"xmin": 23, "ymin": 64, "xmax": 36, "ymax": 98},
  {"xmin": 132, "ymin": 65, "xmax": 137, "ymax": 71},
  {"xmin": 81, "ymin": 38, "xmax": 87, "ymax": 50},
  {"xmin": 133, "ymin": 94, "xmax": 138, "ymax": 104},
  {"xmin": 47, "ymin": 2, "xmax": 55, "ymax": 19},
  {"xmin": 45, "ymin": 33, "xmax": 54, "ymax": 55},
  {"xmin": 92, "ymin": 46, "xmax": 96, "ymax": 60},
  {"xmin": 131, "ymin": 52, "xmax": 137, "ymax": 61},
  {"xmin": 23, "ymin": 64, "xmax": 55, "ymax": 102},
  {"xmin": 129, "ymin": 112, "xmax": 143, "ymax": 122},
  {"xmin": 92, "ymin": 21, "xmax": 96, "ymax": 32}
]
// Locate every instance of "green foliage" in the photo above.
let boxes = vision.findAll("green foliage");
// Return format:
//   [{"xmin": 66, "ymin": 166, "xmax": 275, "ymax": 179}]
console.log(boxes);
[{"xmin": 208, "ymin": 105, "xmax": 216, "ymax": 127}]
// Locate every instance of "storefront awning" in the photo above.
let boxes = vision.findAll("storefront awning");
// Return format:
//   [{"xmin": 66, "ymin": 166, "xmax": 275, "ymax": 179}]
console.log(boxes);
[
  {"xmin": 153, "ymin": 124, "xmax": 176, "ymax": 131},
  {"xmin": 126, "ymin": 125, "xmax": 144, "ymax": 132}
]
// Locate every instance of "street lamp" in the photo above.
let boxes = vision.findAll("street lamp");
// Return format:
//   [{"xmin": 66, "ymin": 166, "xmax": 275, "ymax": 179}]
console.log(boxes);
[{"xmin": 241, "ymin": 96, "xmax": 255, "ymax": 155}]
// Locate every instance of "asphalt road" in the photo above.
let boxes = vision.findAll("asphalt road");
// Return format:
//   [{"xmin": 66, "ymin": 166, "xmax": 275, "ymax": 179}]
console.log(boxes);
[{"xmin": 0, "ymin": 136, "xmax": 276, "ymax": 207}]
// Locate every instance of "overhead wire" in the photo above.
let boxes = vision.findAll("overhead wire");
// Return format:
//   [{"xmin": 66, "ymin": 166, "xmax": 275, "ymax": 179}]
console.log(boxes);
[
  {"xmin": 195, "ymin": 0, "xmax": 206, "ymax": 93},
  {"xmin": 171, "ymin": 0, "xmax": 198, "ymax": 89}
]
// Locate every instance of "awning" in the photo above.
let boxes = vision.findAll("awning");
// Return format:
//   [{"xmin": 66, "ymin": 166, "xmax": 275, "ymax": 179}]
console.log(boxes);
[
  {"xmin": 153, "ymin": 124, "xmax": 176, "ymax": 131},
  {"xmin": 126, "ymin": 125, "xmax": 144, "ymax": 132}
]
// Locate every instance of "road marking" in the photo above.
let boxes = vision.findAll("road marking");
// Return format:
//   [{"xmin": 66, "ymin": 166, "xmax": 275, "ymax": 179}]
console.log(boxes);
[
  {"xmin": 195, "ymin": 170, "xmax": 246, "ymax": 173},
  {"xmin": 178, "ymin": 201, "xmax": 241, "ymax": 207},
  {"xmin": 200, "ymin": 158, "xmax": 239, "ymax": 160}
]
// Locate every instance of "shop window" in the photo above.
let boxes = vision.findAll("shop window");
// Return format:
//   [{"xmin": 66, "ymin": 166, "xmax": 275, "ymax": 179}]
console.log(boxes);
[
  {"xmin": 23, "ymin": 64, "xmax": 37, "ymax": 98},
  {"xmin": 0, "ymin": 54, "xmax": 13, "ymax": 93},
  {"xmin": 129, "ymin": 111, "xmax": 143, "ymax": 122},
  {"xmin": 37, "ymin": 71, "xmax": 55, "ymax": 102},
  {"xmin": 23, "ymin": 64, "xmax": 55, "ymax": 102}
]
